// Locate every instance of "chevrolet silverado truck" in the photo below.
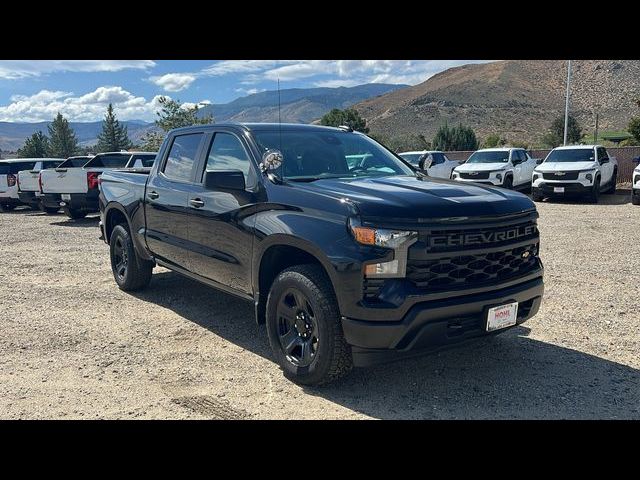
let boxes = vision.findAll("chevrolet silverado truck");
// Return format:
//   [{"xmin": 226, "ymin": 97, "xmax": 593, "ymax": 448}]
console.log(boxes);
[
  {"xmin": 16, "ymin": 158, "xmax": 65, "ymax": 211},
  {"xmin": 452, "ymin": 148, "xmax": 540, "ymax": 190},
  {"xmin": 99, "ymin": 123, "xmax": 544, "ymax": 385},
  {"xmin": 531, "ymin": 145, "xmax": 618, "ymax": 203},
  {"xmin": 632, "ymin": 157, "xmax": 640, "ymax": 205},
  {"xmin": 398, "ymin": 150, "xmax": 460, "ymax": 179},
  {"xmin": 1, "ymin": 159, "xmax": 39, "ymax": 211},
  {"xmin": 41, "ymin": 151, "xmax": 156, "ymax": 219},
  {"xmin": 39, "ymin": 155, "xmax": 94, "ymax": 213}
]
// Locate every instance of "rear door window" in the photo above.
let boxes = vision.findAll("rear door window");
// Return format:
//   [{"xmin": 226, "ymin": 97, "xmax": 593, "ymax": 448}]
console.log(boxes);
[
  {"xmin": 85, "ymin": 154, "xmax": 131, "ymax": 168},
  {"xmin": 163, "ymin": 133, "xmax": 204, "ymax": 182}
]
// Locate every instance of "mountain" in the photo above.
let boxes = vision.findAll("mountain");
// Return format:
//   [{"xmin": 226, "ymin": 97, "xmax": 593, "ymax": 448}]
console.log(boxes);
[
  {"xmin": 354, "ymin": 60, "xmax": 640, "ymax": 145},
  {"xmin": 198, "ymin": 83, "xmax": 408, "ymax": 123},
  {"xmin": 0, "ymin": 83, "xmax": 406, "ymax": 152},
  {"xmin": 0, "ymin": 121, "xmax": 155, "ymax": 151}
]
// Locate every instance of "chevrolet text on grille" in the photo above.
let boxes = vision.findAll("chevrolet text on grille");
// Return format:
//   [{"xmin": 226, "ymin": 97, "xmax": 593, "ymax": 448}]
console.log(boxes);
[{"xmin": 428, "ymin": 225, "xmax": 538, "ymax": 248}]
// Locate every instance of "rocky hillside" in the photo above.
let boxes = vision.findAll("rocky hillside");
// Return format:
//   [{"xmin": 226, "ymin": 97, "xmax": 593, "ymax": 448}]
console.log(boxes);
[{"xmin": 355, "ymin": 60, "xmax": 640, "ymax": 145}]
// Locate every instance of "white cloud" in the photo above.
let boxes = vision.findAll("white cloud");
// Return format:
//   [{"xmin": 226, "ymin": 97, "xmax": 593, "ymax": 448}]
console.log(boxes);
[
  {"xmin": 0, "ymin": 86, "xmax": 185, "ymax": 122},
  {"xmin": 150, "ymin": 73, "xmax": 196, "ymax": 92},
  {"xmin": 235, "ymin": 87, "xmax": 266, "ymax": 96},
  {"xmin": 0, "ymin": 60, "xmax": 155, "ymax": 80},
  {"xmin": 201, "ymin": 60, "xmax": 296, "ymax": 76}
]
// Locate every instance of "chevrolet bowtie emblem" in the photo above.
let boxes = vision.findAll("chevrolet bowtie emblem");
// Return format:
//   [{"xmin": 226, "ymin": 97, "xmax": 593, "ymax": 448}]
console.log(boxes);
[{"xmin": 521, "ymin": 251, "xmax": 531, "ymax": 259}]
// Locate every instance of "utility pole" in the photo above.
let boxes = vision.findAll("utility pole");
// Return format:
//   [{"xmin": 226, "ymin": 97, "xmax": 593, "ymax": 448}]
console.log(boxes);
[
  {"xmin": 594, "ymin": 113, "xmax": 599, "ymax": 144},
  {"xmin": 563, "ymin": 60, "xmax": 572, "ymax": 146}
]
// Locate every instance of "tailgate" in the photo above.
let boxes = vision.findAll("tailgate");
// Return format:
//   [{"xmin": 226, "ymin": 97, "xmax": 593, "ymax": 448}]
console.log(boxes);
[
  {"xmin": 18, "ymin": 171, "xmax": 40, "ymax": 192},
  {"xmin": 0, "ymin": 174, "xmax": 7, "ymax": 192},
  {"xmin": 40, "ymin": 168, "xmax": 88, "ymax": 194}
]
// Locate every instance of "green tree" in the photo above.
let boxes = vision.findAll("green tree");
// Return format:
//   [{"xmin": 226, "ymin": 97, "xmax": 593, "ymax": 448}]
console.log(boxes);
[
  {"xmin": 48, "ymin": 112, "xmax": 79, "ymax": 158},
  {"xmin": 541, "ymin": 115, "xmax": 582, "ymax": 148},
  {"xmin": 141, "ymin": 97, "xmax": 214, "ymax": 151},
  {"xmin": 628, "ymin": 117, "xmax": 640, "ymax": 144},
  {"xmin": 96, "ymin": 104, "xmax": 133, "ymax": 152},
  {"xmin": 483, "ymin": 133, "xmax": 506, "ymax": 148},
  {"xmin": 432, "ymin": 123, "xmax": 478, "ymax": 151},
  {"xmin": 17, "ymin": 131, "xmax": 51, "ymax": 157},
  {"xmin": 385, "ymin": 133, "xmax": 431, "ymax": 152},
  {"xmin": 320, "ymin": 108, "xmax": 369, "ymax": 133}
]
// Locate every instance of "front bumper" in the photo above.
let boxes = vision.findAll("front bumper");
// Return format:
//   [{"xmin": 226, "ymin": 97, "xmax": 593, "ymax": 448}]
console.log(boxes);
[
  {"xmin": 342, "ymin": 276, "xmax": 543, "ymax": 366},
  {"xmin": 533, "ymin": 182, "xmax": 592, "ymax": 196},
  {"xmin": 453, "ymin": 176, "xmax": 504, "ymax": 186}
]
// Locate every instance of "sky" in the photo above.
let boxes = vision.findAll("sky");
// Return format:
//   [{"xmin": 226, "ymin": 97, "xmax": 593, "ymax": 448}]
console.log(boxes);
[{"xmin": 0, "ymin": 60, "xmax": 491, "ymax": 123}]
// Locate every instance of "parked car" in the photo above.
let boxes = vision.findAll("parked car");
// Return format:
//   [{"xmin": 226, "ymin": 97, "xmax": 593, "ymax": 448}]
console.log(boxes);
[
  {"xmin": 16, "ymin": 158, "xmax": 65, "ymax": 211},
  {"xmin": 531, "ymin": 145, "xmax": 618, "ymax": 203},
  {"xmin": 39, "ymin": 156, "xmax": 94, "ymax": 213},
  {"xmin": 0, "ymin": 159, "xmax": 40, "ymax": 211},
  {"xmin": 452, "ymin": 148, "xmax": 538, "ymax": 190},
  {"xmin": 398, "ymin": 150, "xmax": 459, "ymax": 179},
  {"xmin": 632, "ymin": 157, "xmax": 640, "ymax": 205},
  {"xmin": 99, "ymin": 123, "xmax": 544, "ymax": 385},
  {"xmin": 40, "ymin": 152, "xmax": 156, "ymax": 219}
]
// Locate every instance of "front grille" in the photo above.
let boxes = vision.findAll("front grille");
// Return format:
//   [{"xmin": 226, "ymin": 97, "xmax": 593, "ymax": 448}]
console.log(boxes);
[
  {"xmin": 459, "ymin": 171, "xmax": 490, "ymax": 180},
  {"xmin": 542, "ymin": 171, "xmax": 579, "ymax": 180},
  {"xmin": 406, "ymin": 243, "xmax": 539, "ymax": 291}
]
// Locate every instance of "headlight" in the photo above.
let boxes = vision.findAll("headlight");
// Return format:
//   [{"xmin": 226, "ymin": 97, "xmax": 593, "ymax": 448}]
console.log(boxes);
[
  {"xmin": 584, "ymin": 170, "xmax": 597, "ymax": 183},
  {"xmin": 349, "ymin": 220, "xmax": 417, "ymax": 278}
]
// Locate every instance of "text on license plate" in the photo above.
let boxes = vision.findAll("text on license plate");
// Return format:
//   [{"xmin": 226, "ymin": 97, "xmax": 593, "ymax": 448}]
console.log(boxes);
[{"xmin": 486, "ymin": 302, "xmax": 518, "ymax": 332}]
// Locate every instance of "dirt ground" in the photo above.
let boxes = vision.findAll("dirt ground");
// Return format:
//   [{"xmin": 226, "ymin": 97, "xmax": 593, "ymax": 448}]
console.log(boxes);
[{"xmin": 1, "ymin": 192, "xmax": 638, "ymax": 419}]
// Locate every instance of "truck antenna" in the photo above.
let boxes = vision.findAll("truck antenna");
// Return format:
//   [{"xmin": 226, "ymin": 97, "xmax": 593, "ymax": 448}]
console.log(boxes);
[{"xmin": 278, "ymin": 78, "xmax": 282, "ymax": 153}]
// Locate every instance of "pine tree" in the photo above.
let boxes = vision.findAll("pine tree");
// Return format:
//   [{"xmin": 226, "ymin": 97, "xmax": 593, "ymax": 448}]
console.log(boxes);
[
  {"xmin": 96, "ymin": 103, "xmax": 133, "ymax": 152},
  {"xmin": 17, "ymin": 131, "xmax": 51, "ymax": 157},
  {"xmin": 48, "ymin": 112, "xmax": 79, "ymax": 158}
]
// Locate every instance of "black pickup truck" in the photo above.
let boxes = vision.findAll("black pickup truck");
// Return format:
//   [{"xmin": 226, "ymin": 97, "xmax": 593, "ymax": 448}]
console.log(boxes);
[{"xmin": 99, "ymin": 123, "xmax": 544, "ymax": 385}]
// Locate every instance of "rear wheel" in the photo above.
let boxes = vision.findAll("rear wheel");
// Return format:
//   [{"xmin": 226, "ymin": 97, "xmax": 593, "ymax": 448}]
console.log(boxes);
[
  {"xmin": 0, "ymin": 204, "xmax": 16, "ymax": 212},
  {"xmin": 632, "ymin": 192, "xmax": 640, "ymax": 205},
  {"xmin": 266, "ymin": 264, "xmax": 352, "ymax": 385},
  {"xmin": 109, "ymin": 224, "xmax": 153, "ymax": 291},
  {"xmin": 63, "ymin": 207, "xmax": 86, "ymax": 219}
]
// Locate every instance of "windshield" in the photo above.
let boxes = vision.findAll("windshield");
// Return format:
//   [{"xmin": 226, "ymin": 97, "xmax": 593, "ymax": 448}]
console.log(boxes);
[
  {"xmin": 545, "ymin": 148, "xmax": 595, "ymax": 163},
  {"xmin": 466, "ymin": 151, "xmax": 510, "ymax": 164},
  {"xmin": 58, "ymin": 157, "xmax": 91, "ymax": 168},
  {"xmin": 399, "ymin": 153, "xmax": 424, "ymax": 166},
  {"xmin": 252, "ymin": 130, "xmax": 414, "ymax": 181}
]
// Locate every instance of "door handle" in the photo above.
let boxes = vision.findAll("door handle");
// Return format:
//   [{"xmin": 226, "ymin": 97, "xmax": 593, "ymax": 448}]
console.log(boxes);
[
  {"xmin": 189, "ymin": 198, "xmax": 205, "ymax": 208},
  {"xmin": 148, "ymin": 191, "xmax": 159, "ymax": 200}
]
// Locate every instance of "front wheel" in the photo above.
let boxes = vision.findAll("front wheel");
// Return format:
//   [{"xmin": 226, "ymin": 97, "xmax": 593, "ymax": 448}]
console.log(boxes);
[
  {"xmin": 502, "ymin": 176, "xmax": 513, "ymax": 190},
  {"xmin": 632, "ymin": 192, "xmax": 640, "ymax": 205},
  {"xmin": 63, "ymin": 207, "xmax": 86, "ymax": 219},
  {"xmin": 604, "ymin": 171, "xmax": 617, "ymax": 194},
  {"xmin": 587, "ymin": 177, "xmax": 600, "ymax": 203},
  {"xmin": 532, "ymin": 189, "xmax": 544, "ymax": 202},
  {"xmin": 109, "ymin": 224, "xmax": 153, "ymax": 291},
  {"xmin": 0, "ymin": 204, "xmax": 16, "ymax": 212},
  {"xmin": 266, "ymin": 264, "xmax": 352, "ymax": 386}
]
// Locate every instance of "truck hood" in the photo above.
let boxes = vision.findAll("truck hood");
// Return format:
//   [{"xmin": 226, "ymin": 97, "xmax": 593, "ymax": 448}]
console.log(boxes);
[
  {"xmin": 535, "ymin": 161, "xmax": 597, "ymax": 172},
  {"xmin": 292, "ymin": 175, "xmax": 535, "ymax": 220},
  {"xmin": 454, "ymin": 162, "xmax": 509, "ymax": 172}
]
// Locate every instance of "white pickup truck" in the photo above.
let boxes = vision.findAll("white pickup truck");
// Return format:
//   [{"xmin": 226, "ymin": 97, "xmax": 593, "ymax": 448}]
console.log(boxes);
[
  {"xmin": 451, "ymin": 147, "xmax": 539, "ymax": 190},
  {"xmin": 40, "ymin": 151, "xmax": 156, "ymax": 219},
  {"xmin": 632, "ymin": 157, "xmax": 640, "ymax": 205},
  {"xmin": 398, "ymin": 150, "xmax": 460, "ymax": 179},
  {"xmin": 531, "ymin": 145, "xmax": 618, "ymax": 203},
  {"xmin": 16, "ymin": 158, "xmax": 65, "ymax": 212},
  {"xmin": 1, "ymin": 158, "xmax": 45, "ymax": 212}
]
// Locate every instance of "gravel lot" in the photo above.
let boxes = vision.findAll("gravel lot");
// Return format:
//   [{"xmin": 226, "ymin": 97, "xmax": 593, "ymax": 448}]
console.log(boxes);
[{"xmin": 1, "ymin": 192, "xmax": 638, "ymax": 419}]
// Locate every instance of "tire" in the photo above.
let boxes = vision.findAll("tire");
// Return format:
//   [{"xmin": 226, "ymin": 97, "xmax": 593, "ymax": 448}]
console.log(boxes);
[
  {"xmin": 632, "ymin": 192, "xmax": 640, "ymax": 205},
  {"xmin": 532, "ymin": 189, "xmax": 544, "ymax": 202},
  {"xmin": 109, "ymin": 224, "xmax": 153, "ymax": 291},
  {"xmin": 587, "ymin": 177, "xmax": 600, "ymax": 203},
  {"xmin": 63, "ymin": 207, "xmax": 86, "ymax": 219},
  {"xmin": 43, "ymin": 207, "xmax": 60, "ymax": 214},
  {"xmin": 502, "ymin": 175, "xmax": 513, "ymax": 190},
  {"xmin": 604, "ymin": 171, "xmax": 617, "ymax": 194},
  {"xmin": 266, "ymin": 264, "xmax": 352, "ymax": 386},
  {"xmin": 0, "ymin": 204, "xmax": 16, "ymax": 212}
]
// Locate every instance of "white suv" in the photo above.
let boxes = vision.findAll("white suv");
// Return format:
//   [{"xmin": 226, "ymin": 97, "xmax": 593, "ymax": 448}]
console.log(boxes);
[
  {"xmin": 398, "ymin": 150, "xmax": 459, "ymax": 179},
  {"xmin": 451, "ymin": 148, "xmax": 538, "ymax": 190},
  {"xmin": 632, "ymin": 157, "xmax": 640, "ymax": 205},
  {"xmin": 531, "ymin": 145, "xmax": 618, "ymax": 203}
]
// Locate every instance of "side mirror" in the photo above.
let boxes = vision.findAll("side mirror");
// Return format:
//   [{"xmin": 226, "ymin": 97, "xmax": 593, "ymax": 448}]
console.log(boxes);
[
  {"xmin": 260, "ymin": 149, "xmax": 283, "ymax": 173},
  {"xmin": 633, "ymin": 156, "xmax": 640, "ymax": 164},
  {"xmin": 203, "ymin": 170, "xmax": 246, "ymax": 191},
  {"xmin": 599, "ymin": 157, "xmax": 610, "ymax": 164},
  {"xmin": 536, "ymin": 158, "xmax": 543, "ymax": 165}
]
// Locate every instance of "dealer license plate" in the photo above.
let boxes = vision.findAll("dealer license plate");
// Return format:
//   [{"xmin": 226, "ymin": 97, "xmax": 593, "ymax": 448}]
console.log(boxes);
[{"xmin": 486, "ymin": 302, "xmax": 518, "ymax": 332}]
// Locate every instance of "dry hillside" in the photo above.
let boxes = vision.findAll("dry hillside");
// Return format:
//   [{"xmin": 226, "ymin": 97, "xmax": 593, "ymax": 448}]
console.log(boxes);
[{"xmin": 355, "ymin": 60, "xmax": 640, "ymax": 145}]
